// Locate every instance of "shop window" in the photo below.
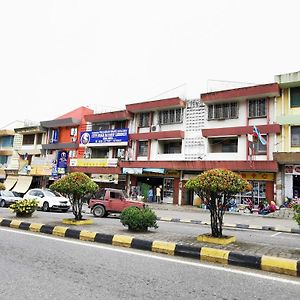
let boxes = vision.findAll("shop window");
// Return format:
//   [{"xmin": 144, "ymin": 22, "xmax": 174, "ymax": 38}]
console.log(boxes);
[
  {"xmin": 23, "ymin": 134, "xmax": 35, "ymax": 145},
  {"xmin": 253, "ymin": 134, "xmax": 267, "ymax": 154},
  {"xmin": 290, "ymin": 87, "xmax": 300, "ymax": 107},
  {"xmin": 248, "ymin": 98, "xmax": 266, "ymax": 118},
  {"xmin": 291, "ymin": 126, "xmax": 300, "ymax": 146},
  {"xmin": 239, "ymin": 181, "xmax": 266, "ymax": 206},
  {"xmin": 209, "ymin": 137, "xmax": 238, "ymax": 153},
  {"xmin": 138, "ymin": 141, "xmax": 148, "ymax": 156},
  {"xmin": 91, "ymin": 147, "xmax": 109, "ymax": 158},
  {"xmin": 139, "ymin": 113, "xmax": 150, "ymax": 127},
  {"xmin": 208, "ymin": 102, "xmax": 238, "ymax": 120}
]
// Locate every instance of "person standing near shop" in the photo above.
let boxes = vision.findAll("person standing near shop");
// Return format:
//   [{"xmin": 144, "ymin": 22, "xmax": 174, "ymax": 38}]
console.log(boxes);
[
  {"xmin": 147, "ymin": 188, "xmax": 153, "ymax": 202},
  {"xmin": 156, "ymin": 185, "xmax": 162, "ymax": 203}
]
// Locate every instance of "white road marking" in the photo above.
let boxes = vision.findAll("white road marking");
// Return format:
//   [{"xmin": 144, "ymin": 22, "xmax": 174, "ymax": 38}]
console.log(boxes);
[
  {"xmin": 1, "ymin": 227, "xmax": 299, "ymax": 285},
  {"xmin": 271, "ymin": 232, "xmax": 282, "ymax": 237}
]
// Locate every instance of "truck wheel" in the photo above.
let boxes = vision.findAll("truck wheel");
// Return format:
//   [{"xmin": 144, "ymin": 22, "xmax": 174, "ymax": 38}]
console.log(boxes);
[{"xmin": 92, "ymin": 205, "xmax": 106, "ymax": 217}]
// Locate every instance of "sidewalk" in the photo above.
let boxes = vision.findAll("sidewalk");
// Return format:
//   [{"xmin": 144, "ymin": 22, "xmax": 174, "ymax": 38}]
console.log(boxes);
[
  {"xmin": 147, "ymin": 203, "xmax": 299, "ymax": 234},
  {"xmin": 0, "ymin": 207, "xmax": 300, "ymax": 277}
]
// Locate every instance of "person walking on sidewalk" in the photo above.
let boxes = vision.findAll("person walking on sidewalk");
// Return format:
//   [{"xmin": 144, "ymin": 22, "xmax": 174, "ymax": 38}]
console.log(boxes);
[{"xmin": 156, "ymin": 185, "xmax": 162, "ymax": 204}]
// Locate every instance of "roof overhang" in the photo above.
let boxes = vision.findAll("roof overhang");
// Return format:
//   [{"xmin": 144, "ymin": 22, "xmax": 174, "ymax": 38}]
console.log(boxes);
[
  {"xmin": 201, "ymin": 83, "xmax": 280, "ymax": 103},
  {"xmin": 273, "ymin": 152, "xmax": 300, "ymax": 164},
  {"xmin": 40, "ymin": 118, "xmax": 80, "ymax": 128},
  {"xmin": 0, "ymin": 130, "xmax": 15, "ymax": 136},
  {"xmin": 41, "ymin": 143, "xmax": 78, "ymax": 150},
  {"xmin": 275, "ymin": 71, "xmax": 300, "ymax": 88},
  {"xmin": 85, "ymin": 110, "xmax": 133, "ymax": 123},
  {"xmin": 126, "ymin": 97, "xmax": 185, "ymax": 112},
  {"xmin": 14, "ymin": 126, "xmax": 46, "ymax": 134}
]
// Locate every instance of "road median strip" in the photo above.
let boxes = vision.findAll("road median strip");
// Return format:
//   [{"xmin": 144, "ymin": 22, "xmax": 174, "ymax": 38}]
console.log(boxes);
[
  {"xmin": 1, "ymin": 218, "xmax": 299, "ymax": 277},
  {"xmin": 157, "ymin": 217, "xmax": 298, "ymax": 234}
]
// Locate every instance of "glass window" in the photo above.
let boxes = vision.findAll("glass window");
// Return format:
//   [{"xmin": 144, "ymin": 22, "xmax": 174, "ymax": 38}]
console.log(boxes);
[
  {"xmin": 291, "ymin": 126, "xmax": 300, "ymax": 146},
  {"xmin": 248, "ymin": 99, "xmax": 266, "ymax": 118},
  {"xmin": 163, "ymin": 141, "xmax": 182, "ymax": 154},
  {"xmin": 290, "ymin": 87, "xmax": 300, "ymax": 107},
  {"xmin": 138, "ymin": 141, "xmax": 148, "ymax": 156},
  {"xmin": 91, "ymin": 147, "xmax": 109, "ymax": 158},
  {"xmin": 92, "ymin": 122, "xmax": 110, "ymax": 131},
  {"xmin": 0, "ymin": 156, "xmax": 8, "ymax": 165},
  {"xmin": 253, "ymin": 134, "xmax": 267, "ymax": 154},
  {"xmin": 139, "ymin": 113, "xmax": 150, "ymax": 127},
  {"xmin": 23, "ymin": 134, "xmax": 35, "ymax": 145},
  {"xmin": 159, "ymin": 109, "xmax": 183, "ymax": 125},
  {"xmin": 209, "ymin": 138, "xmax": 238, "ymax": 153},
  {"xmin": 36, "ymin": 133, "xmax": 43, "ymax": 145},
  {"xmin": 207, "ymin": 103, "xmax": 238, "ymax": 120},
  {"xmin": 0, "ymin": 136, "xmax": 14, "ymax": 148}
]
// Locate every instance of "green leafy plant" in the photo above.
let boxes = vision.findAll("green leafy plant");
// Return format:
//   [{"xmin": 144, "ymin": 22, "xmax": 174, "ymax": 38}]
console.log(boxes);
[
  {"xmin": 292, "ymin": 204, "xmax": 300, "ymax": 227},
  {"xmin": 120, "ymin": 206, "xmax": 158, "ymax": 231},
  {"xmin": 10, "ymin": 199, "xmax": 39, "ymax": 215},
  {"xmin": 50, "ymin": 172, "xmax": 98, "ymax": 220},
  {"xmin": 0, "ymin": 183, "xmax": 5, "ymax": 190},
  {"xmin": 185, "ymin": 169, "xmax": 251, "ymax": 238}
]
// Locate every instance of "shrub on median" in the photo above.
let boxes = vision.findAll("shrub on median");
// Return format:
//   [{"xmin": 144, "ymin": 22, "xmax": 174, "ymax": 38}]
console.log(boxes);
[
  {"xmin": 120, "ymin": 207, "xmax": 158, "ymax": 231},
  {"xmin": 10, "ymin": 199, "xmax": 39, "ymax": 215},
  {"xmin": 292, "ymin": 204, "xmax": 300, "ymax": 227}
]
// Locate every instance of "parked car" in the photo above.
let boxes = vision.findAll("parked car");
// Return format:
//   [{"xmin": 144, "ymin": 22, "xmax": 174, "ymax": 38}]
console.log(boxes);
[
  {"xmin": 23, "ymin": 188, "xmax": 71, "ymax": 212},
  {"xmin": 0, "ymin": 190, "xmax": 22, "ymax": 207},
  {"xmin": 88, "ymin": 188, "xmax": 145, "ymax": 217}
]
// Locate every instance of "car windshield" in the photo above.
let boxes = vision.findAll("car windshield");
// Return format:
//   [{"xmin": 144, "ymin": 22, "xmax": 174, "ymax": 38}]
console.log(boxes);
[
  {"xmin": 43, "ymin": 190, "xmax": 62, "ymax": 197},
  {"xmin": 2, "ymin": 190, "xmax": 15, "ymax": 197}
]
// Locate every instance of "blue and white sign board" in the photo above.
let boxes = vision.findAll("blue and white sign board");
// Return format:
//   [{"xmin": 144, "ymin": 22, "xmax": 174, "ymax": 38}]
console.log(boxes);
[{"xmin": 80, "ymin": 129, "xmax": 129, "ymax": 147}]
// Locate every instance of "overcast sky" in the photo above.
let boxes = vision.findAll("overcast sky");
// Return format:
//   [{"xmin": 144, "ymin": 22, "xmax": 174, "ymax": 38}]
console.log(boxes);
[{"xmin": 1, "ymin": 0, "xmax": 299, "ymax": 128}]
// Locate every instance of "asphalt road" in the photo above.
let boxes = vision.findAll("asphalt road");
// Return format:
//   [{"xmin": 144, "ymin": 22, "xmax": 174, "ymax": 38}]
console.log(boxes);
[{"xmin": 0, "ymin": 228, "xmax": 299, "ymax": 300}]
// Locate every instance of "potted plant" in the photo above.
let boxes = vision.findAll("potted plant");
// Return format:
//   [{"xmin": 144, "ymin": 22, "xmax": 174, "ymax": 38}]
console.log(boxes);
[{"xmin": 10, "ymin": 199, "xmax": 39, "ymax": 217}]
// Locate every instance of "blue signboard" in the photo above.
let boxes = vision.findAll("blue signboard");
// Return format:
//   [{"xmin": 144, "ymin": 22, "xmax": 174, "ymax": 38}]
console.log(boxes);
[
  {"xmin": 57, "ymin": 151, "xmax": 68, "ymax": 168},
  {"xmin": 80, "ymin": 129, "xmax": 129, "ymax": 145}
]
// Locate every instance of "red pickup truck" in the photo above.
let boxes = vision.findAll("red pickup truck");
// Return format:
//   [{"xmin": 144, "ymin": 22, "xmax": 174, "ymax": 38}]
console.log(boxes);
[{"xmin": 88, "ymin": 188, "xmax": 145, "ymax": 217}]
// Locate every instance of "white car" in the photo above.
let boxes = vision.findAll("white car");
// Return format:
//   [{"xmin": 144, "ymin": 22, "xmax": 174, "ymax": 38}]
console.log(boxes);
[{"xmin": 23, "ymin": 188, "xmax": 71, "ymax": 212}]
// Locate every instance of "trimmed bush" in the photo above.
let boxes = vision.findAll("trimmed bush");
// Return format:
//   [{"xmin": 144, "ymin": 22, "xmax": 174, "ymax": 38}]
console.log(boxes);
[
  {"xmin": 120, "ymin": 207, "xmax": 158, "ymax": 231},
  {"xmin": 10, "ymin": 199, "xmax": 39, "ymax": 215},
  {"xmin": 50, "ymin": 172, "xmax": 98, "ymax": 220},
  {"xmin": 292, "ymin": 204, "xmax": 300, "ymax": 227}
]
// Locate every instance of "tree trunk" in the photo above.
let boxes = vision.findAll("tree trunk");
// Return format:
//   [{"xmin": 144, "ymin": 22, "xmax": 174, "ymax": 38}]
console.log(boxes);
[
  {"xmin": 209, "ymin": 196, "xmax": 223, "ymax": 238},
  {"xmin": 72, "ymin": 198, "xmax": 83, "ymax": 220}
]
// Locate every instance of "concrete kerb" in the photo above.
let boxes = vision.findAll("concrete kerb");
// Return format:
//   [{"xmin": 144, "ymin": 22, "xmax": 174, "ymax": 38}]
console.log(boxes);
[
  {"xmin": 1, "ymin": 218, "xmax": 299, "ymax": 278},
  {"xmin": 156, "ymin": 217, "xmax": 300, "ymax": 234}
]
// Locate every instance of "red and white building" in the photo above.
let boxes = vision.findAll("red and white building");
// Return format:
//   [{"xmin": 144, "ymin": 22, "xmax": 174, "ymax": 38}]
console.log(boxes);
[{"xmin": 200, "ymin": 83, "xmax": 280, "ymax": 205}]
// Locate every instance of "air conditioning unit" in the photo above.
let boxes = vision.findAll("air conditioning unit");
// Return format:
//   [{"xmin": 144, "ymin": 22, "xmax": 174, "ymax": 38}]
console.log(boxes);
[{"xmin": 151, "ymin": 124, "xmax": 160, "ymax": 132}]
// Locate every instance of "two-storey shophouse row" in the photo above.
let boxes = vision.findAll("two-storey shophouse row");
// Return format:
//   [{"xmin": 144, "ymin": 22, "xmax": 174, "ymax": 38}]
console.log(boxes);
[
  {"xmin": 274, "ymin": 71, "xmax": 300, "ymax": 202},
  {"xmin": 200, "ymin": 83, "xmax": 280, "ymax": 206}
]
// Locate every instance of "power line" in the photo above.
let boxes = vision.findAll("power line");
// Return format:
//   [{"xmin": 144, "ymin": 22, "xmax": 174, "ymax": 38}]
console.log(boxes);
[{"xmin": 146, "ymin": 83, "xmax": 187, "ymax": 100}]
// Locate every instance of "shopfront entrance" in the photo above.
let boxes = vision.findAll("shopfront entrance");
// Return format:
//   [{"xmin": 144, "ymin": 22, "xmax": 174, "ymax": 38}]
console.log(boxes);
[{"xmin": 131, "ymin": 176, "xmax": 176, "ymax": 204}]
